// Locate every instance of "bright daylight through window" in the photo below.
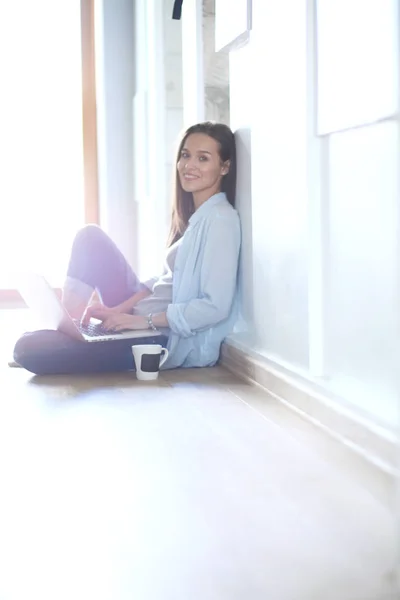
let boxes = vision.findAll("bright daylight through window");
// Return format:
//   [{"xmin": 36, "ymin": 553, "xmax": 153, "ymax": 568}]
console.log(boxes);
[{"xmin": 0, "ymin": 1, "xmax": 85, "ymax": 289}]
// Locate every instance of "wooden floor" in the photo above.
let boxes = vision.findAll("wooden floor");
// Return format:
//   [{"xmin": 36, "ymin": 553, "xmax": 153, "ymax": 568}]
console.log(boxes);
[{"xmin": 0, "ymin": 310, "xmax": 397, "ymax": 600}]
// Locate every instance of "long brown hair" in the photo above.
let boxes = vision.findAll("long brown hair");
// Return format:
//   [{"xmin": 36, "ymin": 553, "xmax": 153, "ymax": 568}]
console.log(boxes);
[{"xmin": 167, "ymin": 121, "xmax": 237, "ymax": 247}]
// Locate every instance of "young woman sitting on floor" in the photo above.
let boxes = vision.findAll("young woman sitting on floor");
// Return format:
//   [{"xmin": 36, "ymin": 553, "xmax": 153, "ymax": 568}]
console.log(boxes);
[{"xmin": 13, "ymin": 121, "xmax": 241, "ymax": 375}]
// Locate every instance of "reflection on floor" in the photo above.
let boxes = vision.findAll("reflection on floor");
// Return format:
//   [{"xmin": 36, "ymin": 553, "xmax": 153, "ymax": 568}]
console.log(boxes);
[{"xmin": 0, "ymin": 309, "xmax": 397, "ymax": 600}]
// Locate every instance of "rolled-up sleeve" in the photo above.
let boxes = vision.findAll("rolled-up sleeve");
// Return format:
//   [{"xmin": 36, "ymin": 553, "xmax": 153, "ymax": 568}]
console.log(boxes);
[{"xmin": 166, "ymin": 213, "xmax": 241, "ymax": 338}]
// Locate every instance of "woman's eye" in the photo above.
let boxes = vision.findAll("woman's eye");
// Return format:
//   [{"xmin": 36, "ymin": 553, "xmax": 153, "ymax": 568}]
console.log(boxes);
[
  {"xmin": 199, "ymin": 155, "xmax": 208, "ymax": 161},
  {"xmin": 181, "ymin": 152, "xmax": 189, "ymax": 159}
]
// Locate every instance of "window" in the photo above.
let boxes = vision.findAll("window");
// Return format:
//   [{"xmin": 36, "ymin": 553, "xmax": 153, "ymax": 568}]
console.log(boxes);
[{"xmin": 0, "ymin": 0, "xmax": 98, "ymax": 291}]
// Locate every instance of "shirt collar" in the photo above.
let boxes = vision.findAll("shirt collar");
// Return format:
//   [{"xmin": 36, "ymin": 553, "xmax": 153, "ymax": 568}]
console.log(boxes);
[{"xmin": 188, "ymin": 192, "xmax": 227, "ymax": 228}]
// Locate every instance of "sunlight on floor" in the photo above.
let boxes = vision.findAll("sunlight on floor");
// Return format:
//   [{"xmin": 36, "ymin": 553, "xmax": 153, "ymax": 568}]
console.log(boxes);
[{"xmin": 0, "ymin": 309, "xmax": 397, "ymax": 600}]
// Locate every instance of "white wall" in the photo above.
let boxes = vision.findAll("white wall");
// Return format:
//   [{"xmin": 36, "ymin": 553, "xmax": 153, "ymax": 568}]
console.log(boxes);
[
  {"xmin": 229, "ymin": 0, "xmax": 310, "ymax": 372},
  {"xmin": 95, "ymin": 0, "xmax": 136, "ymax": 267},
  {"xmin": 227, "ymin": 0, "xmax": 399, "ymax": 428},
  {"xmin": 324, "ymin": 122, "xmax": 399, "ymax": 424},
  {"xmin": 239, "ymin": 0, "xmax": 310, "ymax": 370}
]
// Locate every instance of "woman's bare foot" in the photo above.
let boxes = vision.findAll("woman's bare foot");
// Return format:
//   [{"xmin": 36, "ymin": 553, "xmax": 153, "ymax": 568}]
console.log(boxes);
[{"xmin": 8, "ymin": 359, "xmax": 22, "ymax": 368}]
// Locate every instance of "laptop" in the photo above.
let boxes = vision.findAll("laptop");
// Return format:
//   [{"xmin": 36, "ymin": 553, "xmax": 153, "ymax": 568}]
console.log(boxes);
[{"xmin": 17, "ymin": 272, "xmax": 163, "ymax": 343}]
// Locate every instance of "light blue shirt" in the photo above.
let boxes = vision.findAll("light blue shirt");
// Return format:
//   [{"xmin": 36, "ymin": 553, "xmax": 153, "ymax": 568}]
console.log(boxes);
[{"xmin": 163, "ymin": 192, "xmax": 241, "ymax": 369}]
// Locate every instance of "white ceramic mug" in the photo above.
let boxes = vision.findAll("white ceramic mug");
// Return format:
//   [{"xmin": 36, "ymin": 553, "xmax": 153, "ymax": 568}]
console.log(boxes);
[{"xmin": 131, "ymin": 344, "xmax": 169, "ymax": 381}]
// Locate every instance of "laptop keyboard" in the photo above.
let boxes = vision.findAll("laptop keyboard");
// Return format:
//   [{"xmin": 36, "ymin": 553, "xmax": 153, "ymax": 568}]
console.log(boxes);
[{"xmin": 75, "ymin": 321, "xmax": 121, "ymax": 338}]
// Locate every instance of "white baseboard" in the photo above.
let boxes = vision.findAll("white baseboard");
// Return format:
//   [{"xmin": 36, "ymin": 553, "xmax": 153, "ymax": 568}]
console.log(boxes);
[{"xmin": 220, "ymin": 341, "xmax": 399, "ymax": 477}]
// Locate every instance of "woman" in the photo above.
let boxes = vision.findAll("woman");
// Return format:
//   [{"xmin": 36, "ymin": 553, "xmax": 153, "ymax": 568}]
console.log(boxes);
[{"xmin": 13, "ymin": 121, "xmax": 241, "ymax": 375}]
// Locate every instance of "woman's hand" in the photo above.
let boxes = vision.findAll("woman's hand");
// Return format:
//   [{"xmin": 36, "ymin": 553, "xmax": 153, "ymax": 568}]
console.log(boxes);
[
  {"xmin": 102, "ymin": 313, "xmax": 148, "ymax": 332},
  {"xmin": 81, "ymin": 302, "xmax": 118, "ymax": 325}
]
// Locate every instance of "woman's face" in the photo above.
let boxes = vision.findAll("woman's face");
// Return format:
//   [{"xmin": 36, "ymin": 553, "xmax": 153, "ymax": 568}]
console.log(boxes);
[{"xmin": 177, "ymin": 133, "xmax": 229, "ymax": 202}]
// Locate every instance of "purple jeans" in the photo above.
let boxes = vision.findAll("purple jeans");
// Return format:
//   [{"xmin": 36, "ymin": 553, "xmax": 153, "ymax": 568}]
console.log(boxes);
[{"xmin": 66, "ymin": 224, "xmax": 144, "ymax": 306}]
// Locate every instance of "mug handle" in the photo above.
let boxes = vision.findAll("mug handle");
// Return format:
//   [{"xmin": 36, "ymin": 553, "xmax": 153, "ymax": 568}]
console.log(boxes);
[{"xmin": 159, "ymin": 348, "xmax": 169, "ymax": 368}]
